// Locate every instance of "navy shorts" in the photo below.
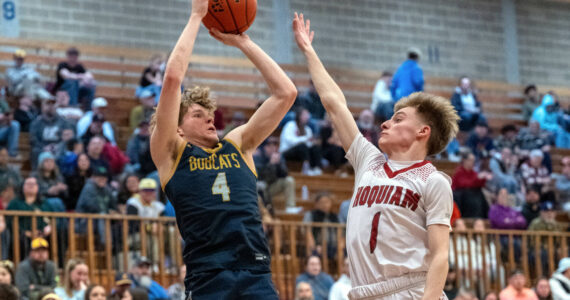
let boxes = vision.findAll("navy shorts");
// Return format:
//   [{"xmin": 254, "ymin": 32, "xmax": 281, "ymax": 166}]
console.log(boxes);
[{"xmin": 186, "ymin": 269, "xmax": 279, "ymax": 300}]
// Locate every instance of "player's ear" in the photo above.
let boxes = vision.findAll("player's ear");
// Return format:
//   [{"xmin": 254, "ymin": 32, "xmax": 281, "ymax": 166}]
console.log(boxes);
[
  {"xmin": 177, "ymin": 127, "xmax": 184, "ymax": 138},
  {"xmin": 417, "ymin": 125, "xmax": 430, "ymax": 138}
]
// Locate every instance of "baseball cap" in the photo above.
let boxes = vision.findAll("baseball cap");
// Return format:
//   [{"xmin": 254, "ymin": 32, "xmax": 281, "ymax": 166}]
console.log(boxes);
[
  {"xmin": 40, "ymin": 293, "xmax": 61, "ymax": 300},
  {"xmin": 540, "ymin": 201, "xmax": 555, "ymax": 211},
  {"xmin": 14, "ymin": 49, "xmax": 26, "ymax": 58},
  {"xmin": 138, "ymin": 89, "xmax": 156, "ymax": 99},
  {"xmin": 31, "ymin": 237, "xmax": 49, "ymax": 250},
  {"xmin": 38, "ymin": 151, "xmax": 56, "ymax": 167},
  {"xmin": 115, "ymin": 272, "xmax": 133, "ymax": 286},
  {"xmin": 408, "ymin": 47, "xmax": 422, "ymax": 58},
  {"xmin": 92, "ymin": 165, "xmax": 109, "ymax": 177},
  {"xmin": 139, "ymin": 178, "xmax": 157, "ymax": 190},
  {"xmin": 558, "ymin": 258, "xmax": 570, "ymax": 273},
  {"xmin": 136, "ymin": 256, "xmax": 152, "ymax": 267},
  {"xmin": 91, "ymin": 97, "xmax": 108, "ymax": 109}
]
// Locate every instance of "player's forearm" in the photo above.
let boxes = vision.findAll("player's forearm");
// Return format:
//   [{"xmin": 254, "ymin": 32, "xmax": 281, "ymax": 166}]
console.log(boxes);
[
  {"xmin": 163, "ymin": 15, "xmax": 202, "ymax": 85},
  {"xmin": 422, "ymin": 252, "xmax": 448, "ymax": 300},
  {"xmin": 303, "ymin": 48, "xmax": 347, "ymax": 113},
  {"xmin": 238, "ymin": 40, "xmax": 296, "ymax": 100}
]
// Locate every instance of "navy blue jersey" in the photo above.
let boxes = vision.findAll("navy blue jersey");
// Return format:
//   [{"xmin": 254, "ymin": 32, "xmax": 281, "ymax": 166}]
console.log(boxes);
[{"xmin": 163, "ymin": 139, "xmax": 271, "ymax": 276}]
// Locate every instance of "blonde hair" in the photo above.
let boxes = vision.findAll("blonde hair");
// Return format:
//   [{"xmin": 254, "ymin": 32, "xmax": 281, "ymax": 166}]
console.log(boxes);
[
  {"xmin": 394, "ymin": 92, "xmax": 459, "ymax": 156},
  {"xmin": 150, "ymin": 86, "xmax": 217, "ymax": 133},
  {"xmin": 62, "ymin": 258, "xmax": 87, "ymax": 297}
]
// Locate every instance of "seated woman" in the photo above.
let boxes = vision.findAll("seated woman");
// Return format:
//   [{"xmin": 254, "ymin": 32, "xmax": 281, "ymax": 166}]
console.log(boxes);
[
  {"xmin": 520, "ymin": 149, "xmax": 551, "ymax": 191},
  {"xmin": 452, "ymin": 152, "xmax": 492, "ymax": 218},
  {"xmin": 31, "ymin": 152, "xmax": 67, "ymax": 212},
  {"xmin": 280, "ymin": 108, "xmax": 322, "ymax": 176},
  {"xmin": 136, "ymin": 54, "xmax": 164, "ymax": 105},
  {"xmin": 303, "ymin": 193, "xmax": 339, "ymax": 258}
]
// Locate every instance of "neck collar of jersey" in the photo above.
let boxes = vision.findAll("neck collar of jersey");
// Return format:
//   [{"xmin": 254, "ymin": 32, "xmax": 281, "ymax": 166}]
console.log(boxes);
[{"xmin": 383, "ymin": 160, "xmax": 430, "ymax": 179}]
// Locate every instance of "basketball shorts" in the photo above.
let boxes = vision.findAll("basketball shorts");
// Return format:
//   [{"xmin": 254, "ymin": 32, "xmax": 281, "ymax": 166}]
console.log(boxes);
[
  {"xmin": 348, "ymin": 272, "xmax": 448, "ymax": 300},
  {"xmin": 185, "ymin": 269, "xmax": 279, "ymax": 300}
]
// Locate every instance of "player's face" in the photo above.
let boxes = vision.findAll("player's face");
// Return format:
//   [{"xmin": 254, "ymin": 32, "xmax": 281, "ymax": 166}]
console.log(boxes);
[
  {"xmin": 378, "ymin": 107, "xmax": 427, "ymax": 154},
  {"xmin": 179, "ymin": 104, "xmax": 219, "ymax": 147}
]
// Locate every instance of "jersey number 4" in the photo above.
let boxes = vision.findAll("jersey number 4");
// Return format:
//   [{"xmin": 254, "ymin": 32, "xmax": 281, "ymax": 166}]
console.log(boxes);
[
  {"xmin": 212, "ymin": 172, "xmax": 231, "ymax": 202},
  {"xmin": 369, "ymin": 212, "xmax": 381, "ymax": 254}
]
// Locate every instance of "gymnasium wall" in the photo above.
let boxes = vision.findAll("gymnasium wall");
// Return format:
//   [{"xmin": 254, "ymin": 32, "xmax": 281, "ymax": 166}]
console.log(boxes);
[{"xmin": 14, "ymin": 0, "xmax": 570, "ymax": 86}]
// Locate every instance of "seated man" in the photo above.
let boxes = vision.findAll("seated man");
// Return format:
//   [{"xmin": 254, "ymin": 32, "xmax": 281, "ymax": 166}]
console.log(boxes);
[
  {"xmin": 295, "ymin": 282, "xmax": 315, "ymax": 300},
  {"xmin": 499, "ymin": 270, "xmax": 537, "ymax": 300},
  {"xmin": 126, "ymin": 121, "xmax": 154, "ymax": 177},
  {"xmin": 295, "ymin": 255, "xmax": 334, "ymax": 300},
  {"xmin": 77, "ymin": 97, "xmax": 116, "ymax": 145},
  {"xmin": 129, "ymin": 257, "xmax": 169, "ymax": 300},
  {"xmin": 451, "ymin": 76, "xmax": 485, "ymax": 132},
  {"xmin": 55, "ymin": 90, "xmax": 83, "ymax": 124},
  {"xmin": 54, "ymin": 47, "xmax": 96, "ymax": 109},
  {"xmin": 130, "ymin": 89, "xmax": 156, "ymax": 132},
  {"xmin": 29, "ymin": 97, "xmax": 69, "ymax": 168},
  {"xmin": 0, "ymin": 99, "xmax": 20, "ymax": 158},
  {"xmin": 14, "ymin": 238, "xmax": 57, "ymax": 300},
  {"xmin": 5, "ymin": 49, "xmax": 51, "ymax": 100}
]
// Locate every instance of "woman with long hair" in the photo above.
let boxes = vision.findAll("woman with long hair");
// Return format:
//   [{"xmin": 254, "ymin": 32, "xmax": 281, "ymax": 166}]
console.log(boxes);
[
  {"xmin": 280, "ymin": 107, "xmax": 323, "ymax": 175},
  {"xmin": 64, "ymin": 153, "xmax": 91, "ymax": 210},
  {"xmin": 54, "ymin": 258, "xmax": 89, "ymax": 300},
  {"xmin": 32, "ymin": 151, "xmax": 67, "ymax": 212},
  {"xmin": 84, "ymin": 285, "xmax": 106, "ymax": 300}
]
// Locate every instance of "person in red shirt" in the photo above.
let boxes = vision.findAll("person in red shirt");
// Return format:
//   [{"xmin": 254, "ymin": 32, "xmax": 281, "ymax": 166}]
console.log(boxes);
[
  {"xmin": 499, "ymin": 270, "xmax": 538, "ymax": 300},
  {"xmin": 452, "ymin": 152, "xmax": 492, "ymax": 218}
]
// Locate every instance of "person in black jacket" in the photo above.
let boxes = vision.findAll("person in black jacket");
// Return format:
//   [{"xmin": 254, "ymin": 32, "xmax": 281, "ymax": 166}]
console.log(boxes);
[{"xmin": 451, "ymin": 76, "xmax": 486, "ymax": 132}]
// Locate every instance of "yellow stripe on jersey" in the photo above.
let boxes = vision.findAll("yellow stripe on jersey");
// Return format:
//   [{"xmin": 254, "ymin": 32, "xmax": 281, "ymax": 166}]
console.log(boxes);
[
  {"xmin": 224, "ymin": 138, "xmax": 258, "ymax": 178},
  {"xmin": 161, "ymin": 141, "xmax": 187, "ymax": 191}
]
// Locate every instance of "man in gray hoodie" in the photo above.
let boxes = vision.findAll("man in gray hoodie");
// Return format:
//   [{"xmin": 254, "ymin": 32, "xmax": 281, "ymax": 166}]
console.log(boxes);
[
  {"xmin": 29, "ymin": 97, "xmax": 69, "ymax": 168},
  {"xmin": 15, "ymin": 238, "xmax": 57, "ymax": 300}
]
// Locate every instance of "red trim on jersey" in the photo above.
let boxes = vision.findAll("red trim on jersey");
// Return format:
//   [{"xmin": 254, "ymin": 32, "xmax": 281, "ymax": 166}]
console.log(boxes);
[{"xmin": 383, "ymin": 160, "xmax": 431, "ymax": 179}]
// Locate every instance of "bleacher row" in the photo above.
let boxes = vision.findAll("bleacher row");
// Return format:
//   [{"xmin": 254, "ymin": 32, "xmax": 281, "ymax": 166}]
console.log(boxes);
[{"xmin": 2, "ymin": 36, "xmax": 570, "ymax": 221}]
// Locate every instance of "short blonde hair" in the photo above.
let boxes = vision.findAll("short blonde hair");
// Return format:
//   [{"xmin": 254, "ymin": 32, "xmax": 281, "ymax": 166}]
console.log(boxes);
[
  {"xmin": 394, "ymin": 92, "xmax": 459, "ymax": 156},
  {"xmin": 150, "ymin": 86, "xmax": 216, "ymax": 133}
]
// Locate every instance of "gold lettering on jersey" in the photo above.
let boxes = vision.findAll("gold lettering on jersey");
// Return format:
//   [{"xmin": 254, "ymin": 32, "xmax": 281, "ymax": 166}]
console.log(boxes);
[
  {"xmin": 188, "ymin": 154, "xmax": 242, "ymax": 171},
  {"xmin": 353, "ymin": 185, "xmax": 420, "ymax": 211}
]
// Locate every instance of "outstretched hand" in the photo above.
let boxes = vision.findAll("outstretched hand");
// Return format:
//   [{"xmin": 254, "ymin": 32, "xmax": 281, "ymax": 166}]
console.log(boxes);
[
  {"xmin": 209, "ymin": 28, "xmax": 251, "ymax": 48},
  {"xmin": 293, "ymin": 12, "xmax": 315, "ymax": 52},
  {"xmin": 191, "ymin": 0, "xmax": 209, "ymax": 18}
]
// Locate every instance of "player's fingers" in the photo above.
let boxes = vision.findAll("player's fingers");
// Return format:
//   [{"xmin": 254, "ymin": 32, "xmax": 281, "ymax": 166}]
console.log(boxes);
[
  {"xmin": 306, "ymin": 19, "xmax": 311, "ymax": 35},
  {"xmin": 310, "ymin": 31, "xmax": 315, "ymax": 42}
]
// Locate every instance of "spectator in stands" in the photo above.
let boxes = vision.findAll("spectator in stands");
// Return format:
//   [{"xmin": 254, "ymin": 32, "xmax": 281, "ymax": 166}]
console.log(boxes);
[
  {"xmin": 0, "ymin": 260, "xmax": 15, "ymax": 285},
  {"xmin": 466, "ymin": 120, "xmax": 494, "ymax": 160},
  {"xmin": 130, "ymin": 90, "xmax": 156, "ymax": 132},
  {"xmin": 167, "ymin": 265, "xmax": 185, "ymax": 300},
  {"xmin": 500, "ymin": 270, "xmax": 538, "ymax": 300},
  {"xmin": 0, "ymin": 98, "xmax": 20, "ymax": 158},
  {"xmin": 55, "ymin": 90, "xmax": 83, "ymax": 124},
  {"xmin": 532, "ymin": 94, "xmax": 570, "ymax": 148},
  {"xmin": 328, "ymin": 257, "xmax": 350, "ymax": 300},
  {"xmin": 86, "ymin": 136, "xmax": 110, "ymax": 176},
  {"xmin": 15, "ymin": 238, "xmax": 57, "ymax": 299},
  {"xmin": 522, "ymin": 185, "xmax": 542, "ymax": 226},
  {"xmin": 528, "ymin": 200, "xmax": 564, "ymax": 233},
  {"xmin": 304, "ymin": 193, "xmax": 339, "ymax": 257},
  {"xmin": 449, "ymin": 219, "xmax": 472, "ymax": 289},
  {"xmin": 280, "ymin": 108, "xmax": 322, "ymax": 176},
  {"xmin": 452, "ymin": 152, "xmax": 492, "ymax": 218},
  {"xmin": 296, "ymin": 255, "xmax": 334, "ymax": 300},
  {"xmin": 54, "ymin": 258, "xmax": 89, "ymax": 300},
  {"xmin": 129, "ymin": 257, "xmax": 168, "ymax": 300},
  {"xmin": 54, "ymin": 47, "xmax": 96, "ymax": 109},
  {"xmin": 320, "ymin": 116, "xmax": 347, "ymax": 171},
  {"xmin": 117, "ymin": 174, "xmax": 139, "ymax": 211},
  {"xmin": 488, "ymin": 147, "xmax": 520, "ymax": 195},
  {"xmin": 0, "ymin": 283, "xmax": 19, "ymax": 300},
  {"xmin": 0, "ymin": 146, "xmax": 22, "ymax": 196},
  {"xmin": 63, "ymin": 153, "xmax": 90, "ymax": 210},
  {"xmin": 5, "ymin": 49, "xmax": 51, "ymax": 101},
  {"xmin": 443, "ymin": 268, "xmax": 458, "ymax": 300},
  {"xmin": 390, "ymin": 47, "xmax": 424, "ymax": 101},
  {"xmin": 32, "ymin": 152, "xmax": 67, "ymax": 211},
  {"xmin": 550, "ymin": 257, "xmax": 570, "ymax": 300},
  {"xmin": 7, "ymin": 177, "xmax": 53, "ymax": 252},
  {"xmin": 451, "ymin": 76, "xmax": 485, "ymax": 132},
  {"xmin": 489, "ymin": 188, "xmax": 527, "ymax": 230},
  {"xmin": 108, "ymin": 272, "xmax": 139, "ymax": 300},
  {"xmin": 371, "ymin": 71, "xmax": 393, "ymax": 122},
  {"xmin": 14, "ymin": 95, "xmax": 38, "ymax": 133},
  {"xmin": 357, "ymin": 109, "xmax": 379, "ymax": 145},
  {"xmin": 494, "ymin": 124, "xmax": 519, "ymax": 151},
  {"xmin": 84, "ymin": 284, "xmax": 106, "ymax": 300},
  {"xmin": 254, "ymin": 136, "xmax": 296, "ymax": 208},
  {"xmin": 520, "ymin": 149, "xmax": 551, "ymax": 190},
  {"xmin": 295, "ymin": 281, "xmax": 314, "ymax": 300},
  {"xmin": 222, "ymin": 111, "xmax": 247, "ymax": 137},
  {"xmin": 484, "ymin": 292, "xmax": 498, "ymax": 300},
  {"xmin": 126, "ymin": 121, "xmax": 154, "ymax": 177},
  {"xmin": 455, "ymin": 290, "xmax": 478, "ymax": 300},
  {"xmin": 473, "ymin": 219, "xmax": 501, "ymax": 287},
  {"xmin": 338, "ymin": 199, "xmax": 350, "ymax": 224},
  {"xmin": 554, "ymin": 156, "xmax": 570, "ymax": 205},
  {"xmin": 294, "ymin": 80, "xmax": 326, "ymax": 128},
  {"xmin": 137, "ymin": 55, "xmax": 163, "ymax": 105},
  {"xmin": 517, "ymin": 121, "xmax": 553, "ymax": 155},
  {"xmin": 523, "ymin": 85, "xmax": 540, "ymax": 122},
  {"xmin": 77, "ymin": 97, "xmax": 116, "ymax": 146},
  {"xmin": 30, "ymin": 97, "xmax": 69, "ymax": 168},
  {"xmin": 534, "ymin": 277, "xmax": 552, "ymax": 300}
]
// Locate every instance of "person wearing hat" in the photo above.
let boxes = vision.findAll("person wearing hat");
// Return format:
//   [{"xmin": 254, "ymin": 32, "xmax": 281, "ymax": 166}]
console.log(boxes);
[
  {"xmin": 466, "ymin": 120, "xmax": 494, "ymax": 161},
  {"xmin": 130, "ymin": 90, "xmax": 156, "ymax": 132},
  {"xmin": 550, "ymin": 258, "xmax": 570, "ymax": 299},
  {"xmin": 14, "ymin": 238, "xmax": 57, "ymax": 299},
  {"xmin": 5, "ymin": 49, "xmax": 51, "ymax": 100},
  {"xmin": 499, "ymin": 269, "xmax": 538, "ymax": 300},
  {"xmin": 54, "ymin": 47, "xmax": 96, "ymax": 109},
  {"xmin": 390, "ymin": 46, "xmax": 424, "ymax": 101},
  {"xmin": 532, "ymin": 93, "xmax": 570, "ymax": 148},
  {"xmin": 108, "ymin": 272, "xmax": 149, "ymax": 300},
  {"xmin": 129, "ymin": 257, "xmax": 168, "ymax": 300},
  {"xmin": 77, "ymin": 97, "xmax": 116, "ymax": 146},
  {"xmin": 29, "ymin": 96, "xmax": 69, "ymax": 168},
  {"xmin": 451, "ymin": 76, "xmax": 486, "ymax": 132}
]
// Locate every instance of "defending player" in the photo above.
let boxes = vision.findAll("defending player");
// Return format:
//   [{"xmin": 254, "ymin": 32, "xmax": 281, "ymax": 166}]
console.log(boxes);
[
  {"xmin": 293, "ymin": 13, "xmax": 459, "ymax": 300},
  {"xmin": 150, "ymin": 0, "xmax": 297, "ymax": 298}
]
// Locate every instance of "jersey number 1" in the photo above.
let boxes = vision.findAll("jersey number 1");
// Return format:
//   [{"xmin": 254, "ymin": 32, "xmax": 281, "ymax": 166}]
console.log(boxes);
[
  {"xmin": 369, "ymin": 212, "xmax": 381, "ymax": 254},
  {"xmin": 212, "ymin": 172, "xmax": 230, "ymax": 202}
]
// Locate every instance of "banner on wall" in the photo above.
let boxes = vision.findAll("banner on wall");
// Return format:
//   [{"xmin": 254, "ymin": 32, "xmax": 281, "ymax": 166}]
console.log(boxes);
[{"xmin": 0, "ymin": 0, "xmax": 20, "ymax": 37}]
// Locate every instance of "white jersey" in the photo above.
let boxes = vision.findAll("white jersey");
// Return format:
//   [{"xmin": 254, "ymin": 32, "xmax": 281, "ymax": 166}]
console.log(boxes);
[{"xmin": 345, "ymin": 134, "xmax": 453, "ymax": 295}]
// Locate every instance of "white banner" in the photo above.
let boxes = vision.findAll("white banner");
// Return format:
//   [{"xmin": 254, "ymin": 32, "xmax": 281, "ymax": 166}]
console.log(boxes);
[{"xmin": 0, "ymin": 0, "xmax": 20, "ymax": 37}]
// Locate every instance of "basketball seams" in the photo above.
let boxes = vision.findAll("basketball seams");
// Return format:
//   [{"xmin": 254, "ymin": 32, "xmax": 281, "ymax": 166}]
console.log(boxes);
[
  {"xmin": 207, "ymin": 7, "xmax": 227, "ymax": 32},
  {"xmin": 224, "ymin": 0, "xmax": 240, "ymax": 34}
]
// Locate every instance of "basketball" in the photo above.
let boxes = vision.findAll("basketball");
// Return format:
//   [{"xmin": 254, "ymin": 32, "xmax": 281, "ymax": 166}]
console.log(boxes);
[{"xmin": 202, "ymin": 0, "xmax": 257, "ymax": 34}]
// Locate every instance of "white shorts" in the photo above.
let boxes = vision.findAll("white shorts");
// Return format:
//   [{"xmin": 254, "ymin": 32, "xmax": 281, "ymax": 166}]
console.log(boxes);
[{"xmin": 347, "ymin": 272, "xmax": 448, "ymax": 300}]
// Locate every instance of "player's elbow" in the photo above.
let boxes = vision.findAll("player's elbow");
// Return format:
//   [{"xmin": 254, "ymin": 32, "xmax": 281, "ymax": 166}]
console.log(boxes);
[
  {"xmin": 163, "ymin": 68, "xmax": 184, "ymax": 85},
  {"xmin": 275, "ymin": 84, "xmax": 297, "ymax": 103}
]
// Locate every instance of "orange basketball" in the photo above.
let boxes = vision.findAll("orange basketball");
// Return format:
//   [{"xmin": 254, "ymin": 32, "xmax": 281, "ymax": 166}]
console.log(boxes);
[{"xmin": 202, "ymin": 0, "xmax": 257, "ymax": 34}]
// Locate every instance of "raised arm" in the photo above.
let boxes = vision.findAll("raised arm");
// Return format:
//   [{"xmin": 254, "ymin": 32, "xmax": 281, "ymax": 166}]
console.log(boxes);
[
  {"xmin": 210, "ymin": 30, "xmax": 297, "ymax": 154},
  {"xmin": 150, "ymin": 0, "xmax": 208, "ymax": 185},
  {"xmin": 293, "ymin": 13, "xmax": 359, "ymax": 152}
]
